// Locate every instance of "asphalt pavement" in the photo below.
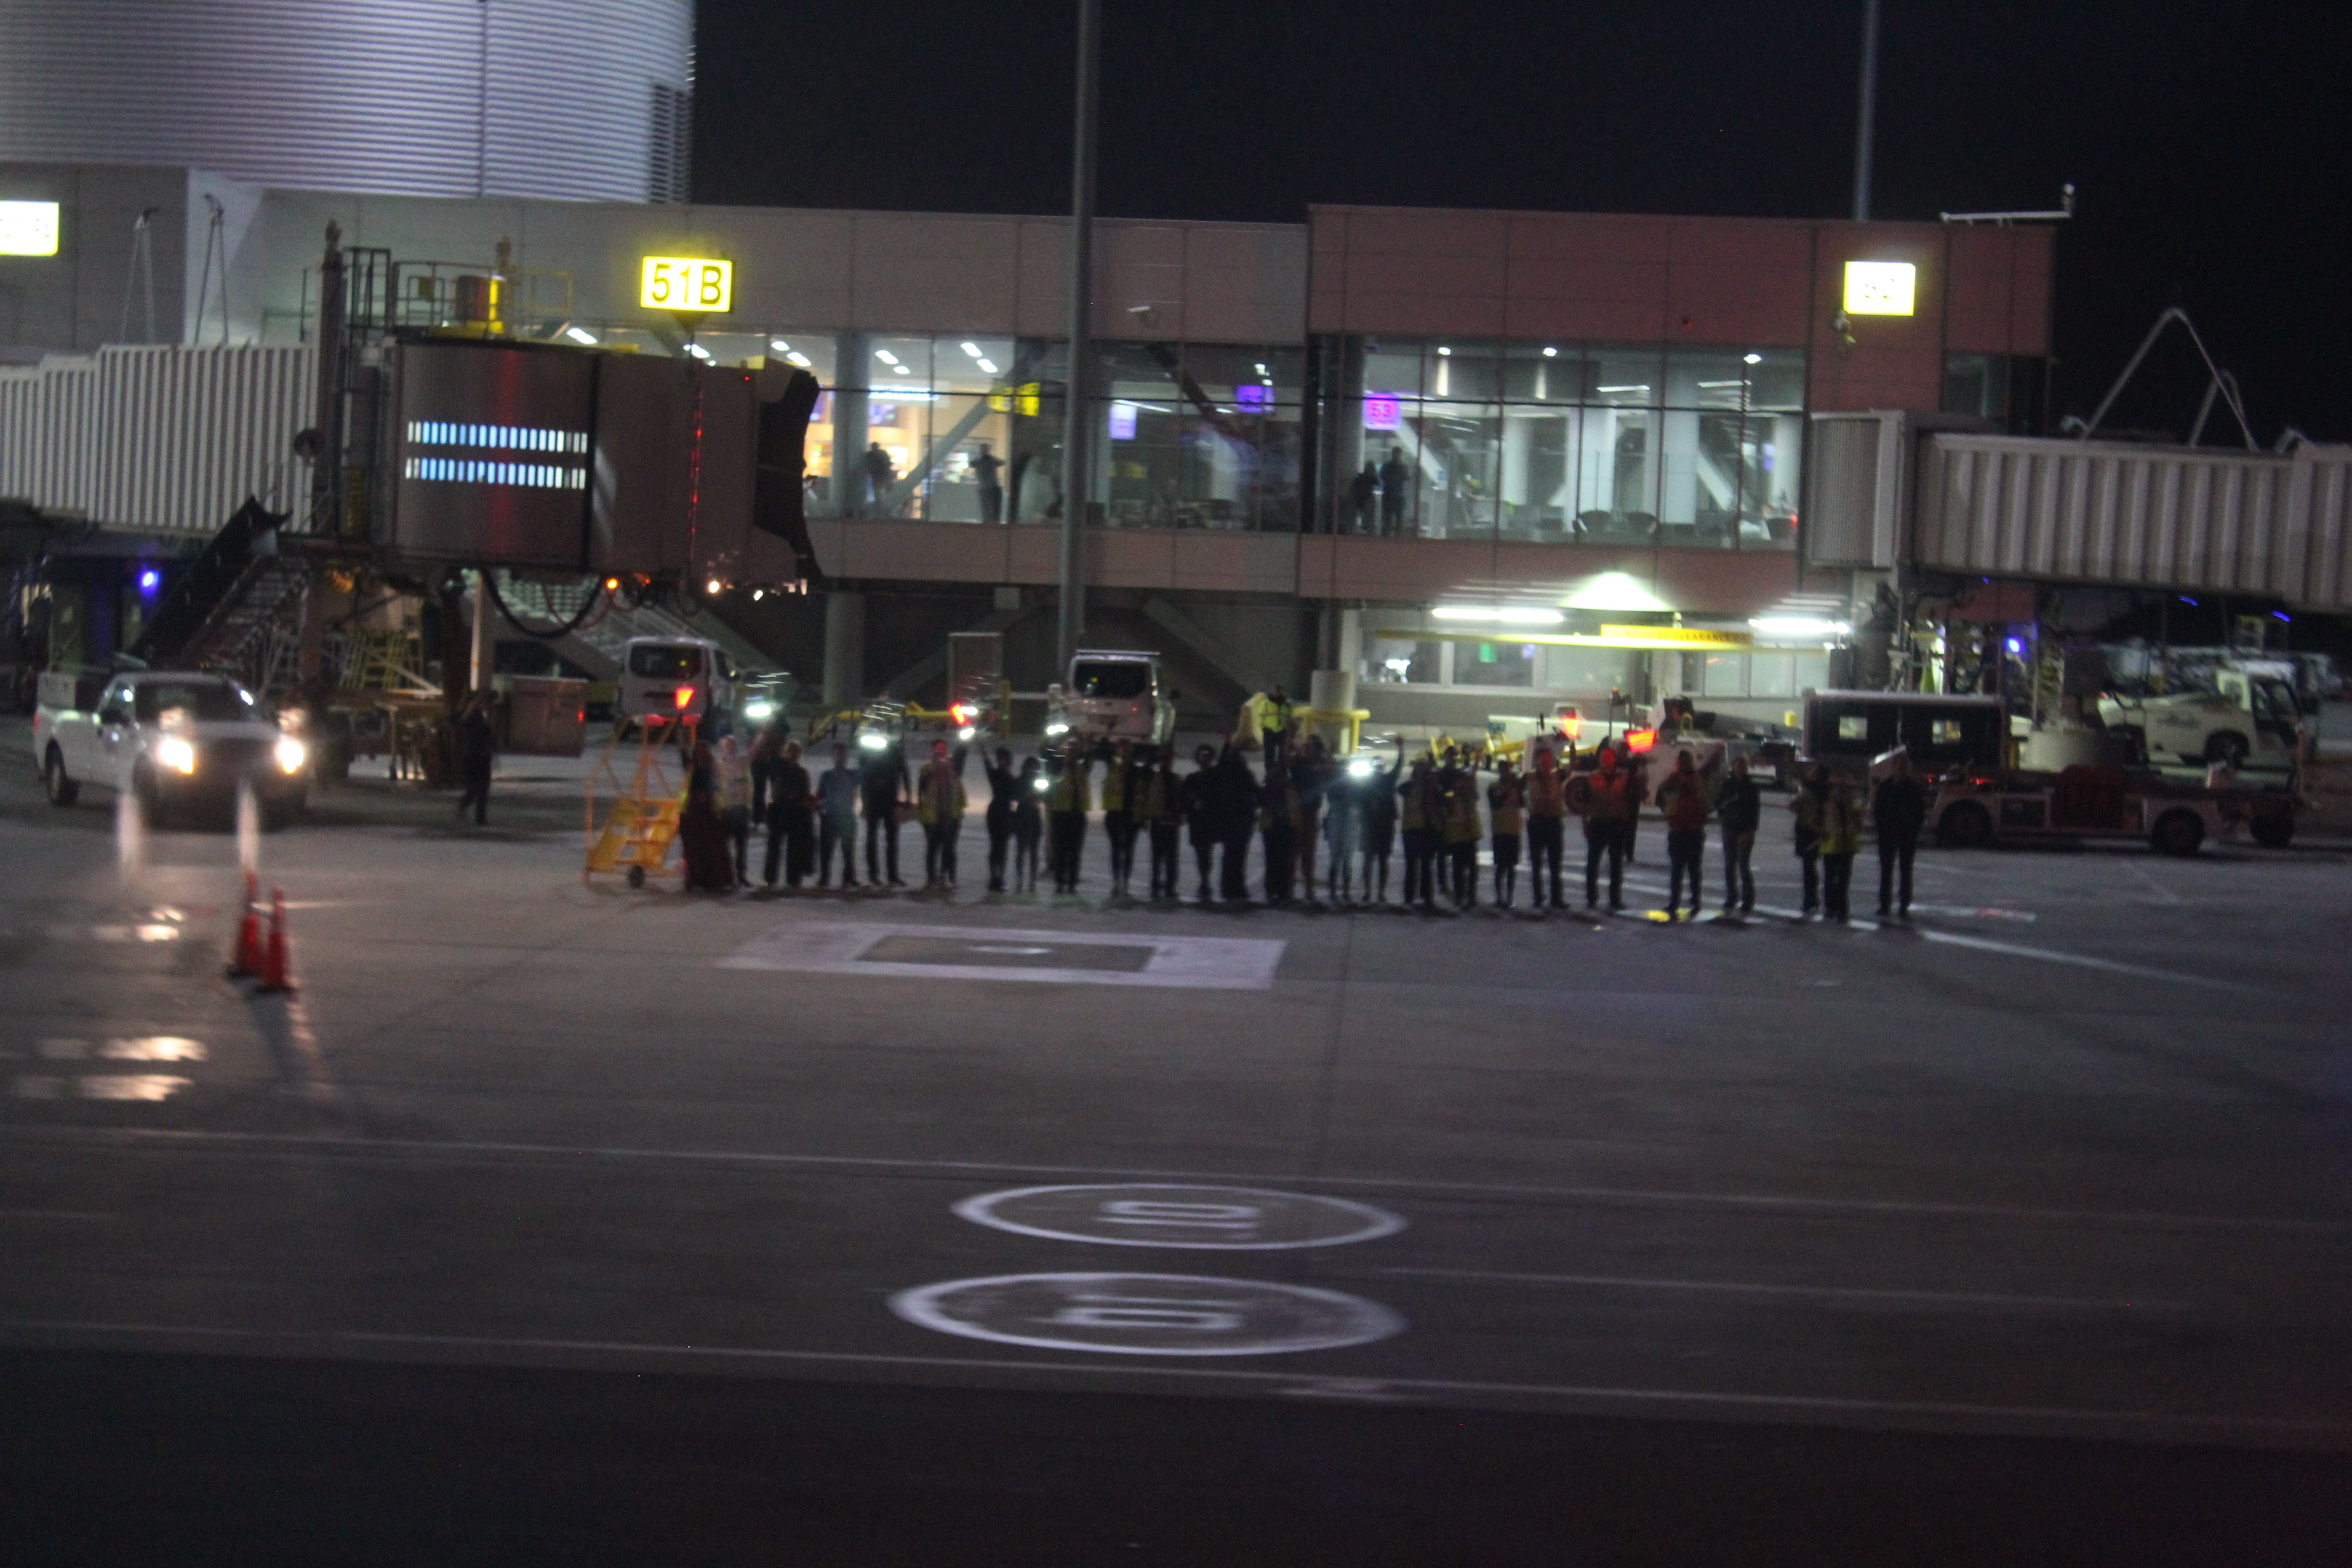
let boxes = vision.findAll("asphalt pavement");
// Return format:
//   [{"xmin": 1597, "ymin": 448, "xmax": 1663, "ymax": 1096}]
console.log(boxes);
[{"xmin": 4, "ymin": 717, "xmax": 2349, "ymax": 1564}]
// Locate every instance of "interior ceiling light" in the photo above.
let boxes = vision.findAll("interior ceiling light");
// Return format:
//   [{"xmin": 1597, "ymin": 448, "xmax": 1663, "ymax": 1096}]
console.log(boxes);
[
  {"xmin": 975, "ymin": 358, "xmax": 999, "ymax": 375},
  {"xmin": 684, "ymin": 343, "xmax": 712, "ymax": 359},
  {"xmin": 1431, "ymin": 604, "xmax": 1565, "ymax": 625},
  {"xmin": 892, "ymin": 363, "xmax": 910, "ymax": 373},
  {"xmin": 1436, "ymin": 346, "xmax": 1453, "ymax": 357},
  {"xmin": 564, "ymin": 325, "xmax": 598, "ymax": 346},
  {"xmin": 1743, "ymin": 352, "xmax": 1764, "ymax": 365},
  {"xmin": 1542, "ymin": 347, "xmax": 1558, "ymax": 358},
  {"xmin": 960, "ymin": 342, "xmax": 984, "ymax": 358},
  {"xmin": 785, "ymin": 351, "xmax": 813, "ymax": 368},
  {"xmin": 1563, "ymin": 572, "xmax": 1671, "ymax": 613},
  {"xmin": 770, "ymin": 338, "xmax": 790, "ymax": 352},
  {"xmin": 874, "ymin": 349, "xmax": 900, "ymax": 366}
]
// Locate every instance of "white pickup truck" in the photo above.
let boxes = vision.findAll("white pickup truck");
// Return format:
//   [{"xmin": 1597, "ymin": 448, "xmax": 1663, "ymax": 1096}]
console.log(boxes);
[
  {"xmin": 2097, "ymin": 666, "xmax": 2303, "ymax": 770},
  {"xmin": 34, "ymin": 669, "xmax": 309, "ymax": 823}
]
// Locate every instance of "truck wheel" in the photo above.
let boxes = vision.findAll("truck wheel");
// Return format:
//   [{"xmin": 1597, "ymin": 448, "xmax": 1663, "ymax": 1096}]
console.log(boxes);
[
  {"xmin": 2151, "ymin": 810, "xmax": 2206, "ymax": 857},
  {"xmin": 1936, "ymin": 801, "xmax": 1991, "ymax": 849},
  {"xmin": 627, "ymin": 865, "xmax": 646, "ymax": 889},
  {"xmin": 2249, "ymin": 814, "xmax": 2295, "ymax": 848},
  {"xmin": 2205, "ymin": 732, "xmax": 2249, "ymax": 768},
  {"xmin": 43, "ymin": 746, "xmax": 77, "ymax": 807}
]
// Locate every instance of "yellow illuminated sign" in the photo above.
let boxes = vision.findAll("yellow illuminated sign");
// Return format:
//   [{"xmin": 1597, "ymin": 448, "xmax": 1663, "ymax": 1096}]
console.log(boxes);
[
  {"xmin": 1842, "ymin": 260, "xmax": 1916, "ymax": 316},
  {"xmin": 0, "ymin": 200, "xmax": 61, "ymax": 256},
  {"xmin": 639, "ymin": 256, "xmax": 733, "ymax": 314}
]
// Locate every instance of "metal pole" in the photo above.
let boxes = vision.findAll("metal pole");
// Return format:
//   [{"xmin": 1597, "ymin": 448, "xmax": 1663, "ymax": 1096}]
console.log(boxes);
[
  {"xmin": 1852, "ymin": 0, "xmax": 1881, "ymax": 221},
  {"xmin": 1056, "ymin": 0, "xmax": 1101, "ymax": 673}
]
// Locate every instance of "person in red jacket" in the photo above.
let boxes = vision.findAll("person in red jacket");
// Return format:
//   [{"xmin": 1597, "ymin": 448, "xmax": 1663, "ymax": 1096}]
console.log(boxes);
[
  {"xmin": 1574, "ymin": 743, "xmax": 1640, "ymax": 912},
  {"xmin": 1653, "ymin": 748, "xmax": 1720, "ymax": 920}
]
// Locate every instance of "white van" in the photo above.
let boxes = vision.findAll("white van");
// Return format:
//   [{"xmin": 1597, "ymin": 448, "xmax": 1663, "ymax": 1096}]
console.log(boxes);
[
  {"xmin": 1045, "ymin": 650, "xmax": 1176, "ymax": 746},
  {"xmin": 617, "ymin": 637, "xmax": 736, "ymax": 728}
]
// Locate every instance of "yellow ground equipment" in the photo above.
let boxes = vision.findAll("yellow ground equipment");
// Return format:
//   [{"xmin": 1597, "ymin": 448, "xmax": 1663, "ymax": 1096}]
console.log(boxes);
[{"xmin": 584, "ymin": 715, "xmax": 696, "ymax": 888}]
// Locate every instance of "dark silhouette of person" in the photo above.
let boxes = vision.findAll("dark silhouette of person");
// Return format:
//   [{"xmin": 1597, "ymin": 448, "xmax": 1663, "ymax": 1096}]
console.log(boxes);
[
  {"xmin": 1378, "ymin": 447, "xmax": 1412, "ymax": 536},
  {"xmin": 1346, "ymin": 461, "xmax": 1378, "ymax": 534},
  {"xmin": 862, "ymin": 442, "xmax": 895, "ymax": 515},
  {"xmin": 970, "ymin": 443, "xmax": 1005, "ymax": 524}
]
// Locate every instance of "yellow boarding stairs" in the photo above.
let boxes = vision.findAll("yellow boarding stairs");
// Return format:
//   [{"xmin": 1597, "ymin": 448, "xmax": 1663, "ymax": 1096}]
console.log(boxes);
[{"xmin": 584, "ymin": 716, "xmax": 696, "ymax": 888}]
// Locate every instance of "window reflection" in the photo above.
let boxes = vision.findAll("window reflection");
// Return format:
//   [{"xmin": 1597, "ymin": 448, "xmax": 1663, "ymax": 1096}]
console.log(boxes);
[{"xmin": 1321, "ymin": 336, "xmax": 1802, "ymax": 549}]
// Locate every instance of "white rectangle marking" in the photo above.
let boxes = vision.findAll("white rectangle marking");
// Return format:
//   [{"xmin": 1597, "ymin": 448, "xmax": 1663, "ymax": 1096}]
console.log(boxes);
[{"xmin": 717, "ymin": 921, "xmax": 1285, "ymax": 990}]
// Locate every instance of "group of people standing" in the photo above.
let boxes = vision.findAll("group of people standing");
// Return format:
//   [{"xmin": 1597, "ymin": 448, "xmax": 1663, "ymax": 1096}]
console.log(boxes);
[{"xmin": 673, "ymin": 715, "xmax": 1936, "ymax": 925}]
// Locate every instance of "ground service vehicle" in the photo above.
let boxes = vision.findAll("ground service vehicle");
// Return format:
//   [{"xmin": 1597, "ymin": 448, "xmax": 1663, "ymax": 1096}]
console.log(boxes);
[
  {"xmin": 1046, "ymin": 650, "xmax": 1176, "ymax": 746},
  {"xmin": 2097, "ymin": 666, "xmax": 2303, "ymax": 769},
  {"xmin": 617, "ymin": 637, "xmax": 736, "ymax": 729},
  {"xmin": 1928, "ymin": 763, "xmax": 2294, "ymax": 855},
  {"xmin": 34, "ymin": 669, "xmax": 309, "ymax": 822},
  {"xmin": 1804, "ymin": 690, "xmax": 2009, "ymax": 779}
]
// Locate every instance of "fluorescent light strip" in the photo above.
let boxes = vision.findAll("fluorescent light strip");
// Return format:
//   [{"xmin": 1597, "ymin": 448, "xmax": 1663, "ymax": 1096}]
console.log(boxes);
[
  {"xmin": 407, "ymin": 422, "xmax": 589, "ymax": 454},
  {"xmin": 403, "ymin": 457, "xmax": 588, "ymax": 489},
  {"xmin": 1431, "ymin": 605, "xmax": 1566, "ymax": 625}
]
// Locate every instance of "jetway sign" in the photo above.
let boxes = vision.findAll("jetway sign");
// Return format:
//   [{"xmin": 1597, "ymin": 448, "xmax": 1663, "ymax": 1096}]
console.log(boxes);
[{"xmin": 639, "ymin": 256, "xmax": 733, "ymax": 314}]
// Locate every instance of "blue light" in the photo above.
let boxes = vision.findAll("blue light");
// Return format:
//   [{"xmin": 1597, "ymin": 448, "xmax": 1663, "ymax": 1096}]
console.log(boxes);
[
  {"xmin": 137, "ymin": 568, "xmax": 159, "ymax": 593},
  {"xmin": 2179, "ymin": 596, "xmax": 2198, "ymax": 606},
  {"xmin": 2005, "ymin": 638, "xmax": 2022, "ymax": 655},
  {"xmin": 2273, "ymin": 611, "xmax": 2291, "ymax": 622}
]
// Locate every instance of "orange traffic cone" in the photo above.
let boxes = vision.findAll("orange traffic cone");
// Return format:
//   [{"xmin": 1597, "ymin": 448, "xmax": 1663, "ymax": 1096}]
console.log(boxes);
[
  {"xmin": 258, "ymin": 887, "xmax": 294, "ymax": 995},
  {"xmin": 227, "ymin": 872, "xmax": 262, "ymax": 978}
]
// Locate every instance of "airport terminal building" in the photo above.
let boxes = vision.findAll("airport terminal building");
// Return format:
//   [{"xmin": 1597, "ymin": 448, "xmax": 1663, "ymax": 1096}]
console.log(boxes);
[{"xmin": 1, "ymin": 151, "xmax": 2063, "ymax": 728}]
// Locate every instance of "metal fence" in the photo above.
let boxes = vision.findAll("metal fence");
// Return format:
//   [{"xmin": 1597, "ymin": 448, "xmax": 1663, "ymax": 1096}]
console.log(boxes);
[{"xmin": 0, "ymin": 343, "xmax": 315, "ymax": 534}]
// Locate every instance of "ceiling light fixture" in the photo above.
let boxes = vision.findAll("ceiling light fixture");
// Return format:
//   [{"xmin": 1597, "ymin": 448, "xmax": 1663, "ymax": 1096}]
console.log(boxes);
[{"xmin": 1431, "ymin": 605, "xmax": 1566, "ymax": 625}]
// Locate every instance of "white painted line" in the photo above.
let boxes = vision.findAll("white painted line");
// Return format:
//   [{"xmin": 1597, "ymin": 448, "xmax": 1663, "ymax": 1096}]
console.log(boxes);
[
  {"xmin": 2128, "ymin": 861, "xmax": 2187, "ymax": 905},
  {"xmin": 1, "ymin": 1319, "xmax": 2342, "ymax": 1449},
  {"xmin": 1733, "ymin": 899, "xmax": 2244, "ymax": 990},
  {"xmin": 717, "ymin": 920, "xmax": 1285, "ymax": 990},
  {"xmin": 9, "ymin": 1126, "xmax": 2345, "ymax": 1234},
  {"xmin": 1376, "ymin": 1266, "xmax": 2190, "ymax": 1313}
]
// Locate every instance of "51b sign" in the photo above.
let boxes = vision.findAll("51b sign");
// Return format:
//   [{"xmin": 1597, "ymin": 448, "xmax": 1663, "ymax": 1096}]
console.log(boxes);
[{"xmin": 639, "ymin": 256, "xmax": 733, "ymax": 314}]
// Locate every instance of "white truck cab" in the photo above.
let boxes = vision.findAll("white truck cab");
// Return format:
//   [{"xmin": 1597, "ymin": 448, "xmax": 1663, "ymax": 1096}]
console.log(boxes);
[
  {"xmin": 34, "ymin": 669, "xmax": 308, "ymax": 821},
  {"xmin": 1045, "ymin": 650, "xmax": 1176, "ymax": 747},
  {"xmin": 2097, "ymin": 668, "xmax": 2302, "ymax": 770},
  {"xmin": 617, "ymin": 637, "xmax": 736, "ymax": 730}
]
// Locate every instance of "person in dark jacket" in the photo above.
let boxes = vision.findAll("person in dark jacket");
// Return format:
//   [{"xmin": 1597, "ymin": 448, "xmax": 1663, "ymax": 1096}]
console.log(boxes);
[
  {"xmin": 1213, "ymin": 745, "xmax": 1256, "ymax": 901},
  {"xmin": 1397, "ymin": 754, "xmax": 1445, "ymax": 911},
  {"xmin": 1653, "ymin": 748, "xmax": 1717, "ymax": 921},
  {"xmin": 455, "ymin": 693, "xmax": 496, "ymax": 825},
  {"xmin": 763, "ymin": 740, "xmax": 815, "ymax": 889},
  {"xmin": 983, "ymin": 746, "xmax": 1019, "ymax": 892},
  {"xmin": 1357, "ymin": 737, "xmax": 1403, "ymax": 903},
  {"xmin": 1011, "ymin": 756, "xmax": 1044, "ymax": 892},
  {"xmin": 1715, "ymin": 755, "xmax": 1763, "ymax": 916},
  {"xmin": 1872, "ymin": 749, "xmax": 1930, "ymax": 919},
  {"xmin": 860, "ymin": 733, "xmax": 910, "ymax": 887},
  {"xmin": 1179, "ymin": 744, "xmax": 1221, "ymax": 900},
  {"xmin": 1524, "ymin": 744, "xmax": 1570, "ymax": 910},
  {"xmin": 1259, "ymin": 766, "xmax": 1298, "ymax": 904},
  {"xmin": 1791, "ymin": 764, "xmax": 1830, "ymax": 916}
]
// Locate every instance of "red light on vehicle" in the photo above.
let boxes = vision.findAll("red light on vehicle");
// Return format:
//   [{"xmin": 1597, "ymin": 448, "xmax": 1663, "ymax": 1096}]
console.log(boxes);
[
  {"xmin": 1559, "ymin": 714, "xmax": 1583, "ymax": 738},
  {"xmin": 1625, "ymin": 727, "xmax": 1657, "ymax": 752},
  {"xmin": 674, "ymin": 686, "xmax": 695, "ymax": 710},
  {"xmin": 949, "ymin": 702, "xmax": 973, "ymax": 723}
]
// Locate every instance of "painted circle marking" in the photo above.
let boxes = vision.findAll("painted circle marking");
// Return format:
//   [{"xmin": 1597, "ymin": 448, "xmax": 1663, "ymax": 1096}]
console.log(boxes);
[
  {"xmin": 890, "ymin": 1272, "xmax": 1405, "ymax": 1357},
  {"xmin": 955, "ymin": 1183, "xmax": 1406, "ymax": 1250}
]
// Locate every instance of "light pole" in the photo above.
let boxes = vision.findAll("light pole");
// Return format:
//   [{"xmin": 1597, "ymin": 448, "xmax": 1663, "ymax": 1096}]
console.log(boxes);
[
  {"xmin": 1056, "ymin": 0, "xmax": 1101, "ymax": 674},
  {"xmin": 1852, "ymin": 0, "xmax": 1881, "ymax": 220}
]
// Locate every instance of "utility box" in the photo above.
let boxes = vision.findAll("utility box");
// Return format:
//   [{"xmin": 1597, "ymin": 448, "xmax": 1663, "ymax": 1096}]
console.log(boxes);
[{"xmin": 500, "ymin": 675, "xmax": 588, "ymax": 756}]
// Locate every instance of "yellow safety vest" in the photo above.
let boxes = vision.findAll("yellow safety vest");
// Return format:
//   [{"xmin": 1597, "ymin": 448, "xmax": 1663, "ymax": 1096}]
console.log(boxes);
[{"xmin": 1050, "ymin": 766, "xmax": 1091, "ymax": 813}]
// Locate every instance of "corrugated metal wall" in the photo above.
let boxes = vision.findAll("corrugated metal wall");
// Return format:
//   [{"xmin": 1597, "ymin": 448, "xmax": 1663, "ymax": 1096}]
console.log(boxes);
[
  {"xmin": 0, "ymin": 0, "xmax": 691, "ymax": 202},
  {"xmin": 0, "ymin": 344, "xmax": 315, "ymax": 533},
  {"xmin": 1915, "ymin": 434, "xmax": 2352, "ymax": 612}
]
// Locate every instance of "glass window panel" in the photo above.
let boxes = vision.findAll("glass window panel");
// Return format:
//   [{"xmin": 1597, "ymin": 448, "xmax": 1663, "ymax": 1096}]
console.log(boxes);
[
  {"xmin": 1701, "ymin": 653, "xmax": 1748, "ymax": 698},
  {"xmin": 1410, "ymin": 398, "xmax": 1498, "ymax": 539},
  {"xmin": 1666, "ymin": 348, "xmax": 1751, "ymax": 410},
  {"xmin": 1749, "ymin": 653, "xmax": 1796, "ymax": 698},
  {"xmin": 935, "ymin": 334, "xmax": 1015, "ymax": 395},
  {"xmin": 1745, "ymin": 411, "xmax": 1803, "ymax": 550},
  {"xmin": 1793, "ymin": 652, "xmax": 1832, "ymax": 694},
  {"xmin": 1502, "ymin": 341, "xmax": 1579, "ymax": 404},
  {"xmin": 1455, "ymin": 638, "xmax": 1537, "ymax": 688},
  {"xmin": 1587, "ymin": 346, "xmax": 1662, "ymax": 409},
  {"xmin": 1498, "ymin": 406, "xmax": 1576, "ymax": 540},
  {"xmin": 1744, "ymin": 348, "xmax": 1807, "ymax": 411},
  {"xmin": 1367, "ymin": 637, "xmax": 1441, "ymax": 685},
  {"xmin": 922, "ymin": 393, "xmax": 1012, "ymax": 523},
  {"xmin": 1363, "ymin": 340, "xmax": 1422, "ymax": 402}
]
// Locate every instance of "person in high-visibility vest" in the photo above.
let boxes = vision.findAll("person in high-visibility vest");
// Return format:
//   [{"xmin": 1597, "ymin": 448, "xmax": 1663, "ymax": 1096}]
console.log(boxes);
[
  {"xmin": 1100, "ymin": 739, "xmax": 1142, "ymax": 899},
  {"xmin": 915, "ymin": 739, "xmax": 969, "ymax": 889},
  {"xmin": 1048, "ymin": 740, "xmax": 1093, "ymax": 895},
  {"xmin": 1397, "ymin": 753, "xmax": 1445, "ymax": 911}
]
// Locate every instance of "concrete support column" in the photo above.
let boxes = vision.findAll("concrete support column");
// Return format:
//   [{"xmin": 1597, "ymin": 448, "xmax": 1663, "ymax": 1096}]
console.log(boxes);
[
  {"xmin": 470, "ymin": 568, "xmax": 496, "ymax": 697},
  {"xmin": 831, "ymin": 331, "xmax": 870, "ymax": 517},
  {"xmin": 822, "ymin": 590, "xmax": 866, "ymax": 711}
]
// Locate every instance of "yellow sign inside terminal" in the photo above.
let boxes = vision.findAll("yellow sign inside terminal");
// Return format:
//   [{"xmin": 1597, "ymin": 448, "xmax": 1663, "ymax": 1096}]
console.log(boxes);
[
  {"xmin": 639, "ymin": 256, "xmax": 733, "ymax": 314},
  {"xmin": 0, "ymin": 200, "xmax": 61, "ymax": 256},
  {"xmin": 1842, "ymin": 260, "xmax": 1916, "ymax": 316}
]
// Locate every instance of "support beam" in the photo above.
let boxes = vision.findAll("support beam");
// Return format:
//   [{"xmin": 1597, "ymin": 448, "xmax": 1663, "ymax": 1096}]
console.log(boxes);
[
  {"xmin": 822, "ymin": 590, "xmax": 865, "ymax": 709},
  {"xmin": 1056, "ymin": 0, "xmax": 1101, "ymax": 671}
]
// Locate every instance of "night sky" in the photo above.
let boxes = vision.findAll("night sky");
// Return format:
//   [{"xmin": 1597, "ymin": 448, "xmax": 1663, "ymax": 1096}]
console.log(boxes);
[{"xmin": 694, "ymin": 2, "xmax": 2352, "ymax": 443}]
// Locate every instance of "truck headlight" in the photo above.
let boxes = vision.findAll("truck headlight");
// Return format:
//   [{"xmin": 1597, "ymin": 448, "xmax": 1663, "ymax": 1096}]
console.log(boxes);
[
  {"xmin": 1044, "ymin": 722, "xmax": 1069, "ymax": 736},
  {"xmin": 1348, "ymin": 757, "xmax": 1374, "ymax": 778},
  {"xmin": 275, "ymin": 735, "xmax": 307, "ymax": 774},
  {"xmin": 858, "ymin": 732, "xmax": 887, "ymax": 751},
  {"xmin": 744, "ymin": 699, "xmax": 775, "ymax": 722},
  {"xmin": 157, "ymin": 736, "xmax": 197, "ymax": 775},
  {"xmin": 957, "ymin": 725, "xmax": 976, "ymax": 741}
]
